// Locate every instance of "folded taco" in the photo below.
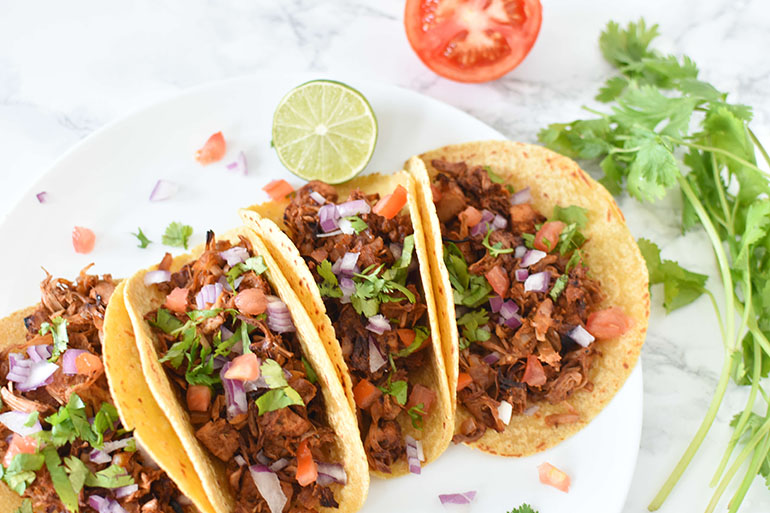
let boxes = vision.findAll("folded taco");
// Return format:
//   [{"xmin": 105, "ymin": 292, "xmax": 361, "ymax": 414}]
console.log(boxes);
[
  {"xmin": 0, "ymin": 268, "xmax": 214, "ymax": 513},
  {"xmin": 241, "ymin": 171, "xmax": 453, "ymax": 476},
  {"xmin": 406, "ymin": 141, "xmax": 649, "ymax": 456},
  {"xmin": 123, "ymin": 227, "xmax": 368, "ymax": 513}
]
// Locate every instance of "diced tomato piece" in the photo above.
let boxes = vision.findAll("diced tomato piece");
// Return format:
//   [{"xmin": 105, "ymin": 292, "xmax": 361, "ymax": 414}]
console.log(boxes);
[
  {"xmin": 522, "ymin": 355, "xmax": 547, "ymax": 387},
  {"xmin": 586, "ymin": 307, "xmax": 633, "ymax": 340},
  {"xmin": 459, "ymin": 206, "xmax": 483, "ymax": 228},
  {"xmin": 187, "ymin": 385, "xmax": 212, "ymax": 412},
  {"xmin": 263, "ymin": 179, "xmax": 294, "ymax": 201},
  {"xmin": 3, "ymin": 434, "xmax": 37, "ymax": 467},
  {"xmin": 164, "ymin": 287, "xmax": 189, "ymax": 313},
  {"xmin": 397, "ymin": 329, "xmax": 416, "ymax": 347},
  {"xmin": 72, "ymin": 226, "xmax": 95, "ymax": 254},
  {"xmin": 296, "ymin": 439, "xmax": 318, "ymax": 486},
  {"xmin": 353, "ymin": 379, "xmax": 382, "ymax": 410},
  {"xmin": 373, "ymin": 185, "xmax": 408, "ymax": 220},
  {"xmin": 406, "ymin": 384, "xmax": 436, "ymax": 415},
  {"xmin": 457, "ymin": 372, "xmax": 473, "ymax": 392},
  {"xmin": 538, "ymin": 462, "xmax": 570, "ymax": 492},
  {"xmin": 235, "ymin": 288, "xmax": 267, "ymax": 316},
  {"xmin": 75, "ymin": 352, "xmax": 103, "ymax": 376},
  {"xmin": 430, "ymin": 183, "xmax": 442, "ymax": 202},
  {"xmin": 224, "ymin": 353, "xmax": 261, "ymax": 382},
  {"xmin": 195, "ymin": 131, "xmax": 226, "ymax": 165},
  {"xmin": 534, "ymin": 221, "xmax": 566, "ymax": 253},
  {"xmin": 485, "ymin": 265, "xmax": 509, "ymax": 298}
]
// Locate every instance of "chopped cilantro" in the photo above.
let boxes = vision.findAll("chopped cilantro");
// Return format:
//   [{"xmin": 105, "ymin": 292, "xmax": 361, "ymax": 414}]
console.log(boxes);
[
  {"xmin": 159, "ymin": 325, "xmax": 198, "ymax": 369},
  {"xmin": 553, "ymin": 205, "xmax": 588, "ymax": 228},
  {"xmin": 227, "ymin": 256, "xmax": 267, "ymax": 290},
  {"xmin": 13, "ymin": 499, "xmax": 33, "ymax": 513},
  {"xmin": 508, "ymin": 504, "xmax": 538, "ymax": 513},
  {"xmin": 24, "ymin": 412, "xmax": 39, "ymax": 428},
  {"xmin": 351, "ymin": 264, "xmax": 415, "ymax": 317},
  {"xmin": 377, "ymin": 379, "xmax": 408, "ymax": 405},
  {"xmin": 261, "ymin": 359, "xmax": 289, "ymax": 388},
  {"xmin": 1, "ymin": 453, "xmax": 44, "ymax": 495},
  {"xmin": 343, "ymin": 216, "xmax": 369, "ymax": 234},
  {"xmin": 302, "ymin": 356, "xmax": 318, "ymax": 384},
  {"xmin": 407, "ymin": 403, "xmax": 425, "ymax": 429},
  {"xmin": 521, "ymin": 232, "xmax": 535, "ymax": 249},
  {"xmin": 83, "ymin": 463, "xmax": 135, "ymax": 489},
  {"xmin": 63, "ymin": 456, "xmax": 89, "ymax": 495},
  {"xmin": 132, "ymin": 227, "xmax": 152, "ymax": 248},
  {"xmin": 150, "ymin": 308, "xmax": 185, "ymax": 334},
  {"xmin": 91, "ymin": 403, "xmax": 120, "ymax": 447},
  {"xmin": 384, "ymin": 234, "xmax": 415, "ymax": 285},
  {"xmin": 256, "ymin": 387, "xmax": 304, "ymax": 415},
  {"xmin": 187, "ymin": 308, "xmax": 222, "ymax": 322},
  {"xmin": 43, "ymin": 446, "xmax": 79, "ymax": 513},
  {"xmin": 444, "ymin": 243, "xmax": 492, "ymax": 308},
  {"xmin": 457, "ymin": 310, "xmax": 491, "ymax": 350},
  {"xmin": 40, "ymin": 316, "xmax": 68, "ymax": 362},
  {"xmin": 162, "ymin": 221, "xmax": 193, "ymax": 249},
  {"xmin": 482, "ymin": 226, "xmax": 514, "ymax": 257},
  {"xmin": 549, "ymin": 274, "xmax": 569, "ymax": 300},
  {"xmin": 483, "ymin": 165, "xmax": 515, "ymax": 192},
  {"xmin": 396, "ymin": 326, "xmax": 430, "ymax": 357},
  {"xmin": 638, "ymin": 238, "xmax": 707, "ymax": 313},
  {"xmin": 317, "ymin": 259, "xmax": 342, "ymax": 298}
]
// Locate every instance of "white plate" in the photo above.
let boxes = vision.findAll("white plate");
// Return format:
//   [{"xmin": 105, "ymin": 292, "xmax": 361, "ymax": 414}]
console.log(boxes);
[{"xmin": 0, "ymin": 72, "xmax": 641, "ymax": 513}]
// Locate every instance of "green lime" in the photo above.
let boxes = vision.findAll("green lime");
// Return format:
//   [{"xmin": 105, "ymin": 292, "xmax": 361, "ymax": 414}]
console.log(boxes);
[{"xmin": 272, "ymin": 80, "xmax": 378, "ymax": 184}]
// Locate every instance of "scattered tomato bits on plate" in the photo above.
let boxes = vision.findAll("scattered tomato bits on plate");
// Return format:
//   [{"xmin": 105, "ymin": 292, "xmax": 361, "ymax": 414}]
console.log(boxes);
[{"xmin": 195, "ymin": 131, "xmax": 226, "ymax": 165}]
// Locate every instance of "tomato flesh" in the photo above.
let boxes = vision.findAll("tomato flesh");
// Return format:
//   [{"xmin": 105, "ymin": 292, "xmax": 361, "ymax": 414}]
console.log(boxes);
[
  {"xmin": 187, "ymin": 385, "xmax": 212, "ymax": 412},
  {"xmin": 235, "ymin": 288, "xmax": 268, "ymax": 316},
  {"xmin": 75, "ymin": 352, "xmax": 103, "ymax": 376},
  {"xmin": 404, "ymin": 0, "xmax": 542, "ymax": 83},
  {"xmin": 353, "ymin": 379, "xmax": 382, "ymax": 410},
  {"xmin": 522, "ymin": 354, "xmax": 546, "ymax": 386},
  {"xmin": 406, "ymin": 384, "xmax": 436, "ymax": 415},
  {"xmin": 457, "ymin": 372, "xmax": 473, "ymax": 391},
  {"xmin": 196, "ymin": 131, "xmax": 226, "ymax": 165},
  {"xmin": 538, "ymin": 462, "xmax": 570, "ymax": 492},
  {"xmin": 164, "ymin": 287, "xmax": 189, "ymax": 313},
  {"xmin": 263, "ymin": 179, "xmax": 294, "ymax": 201},
  {"xmin": 485, "ymin": 265, "xmax": 509, "ymax": 297},
  {"xmin": 534, "ymin": 221, "xmax": 565, "ymax": 253},
  {"xmin": 296, "ymin": 439, "xmax": 318, "ymax": 486},
  {"xmin": 3, "ymin": 434, "xmax": 37, "ymax": 467},
  {"xmin": 586, "ymin": 307, "xmax": 632, "ymax": 340},
  {"xmin": 224, "ymin": 353, "xmax": 261, "ymax": 382},
  {"xmin": 72, "ymin": 226, "xmax": 95, "ymax": 254},
  {"xmin": 373, "ymin": 185, "xmax": 408, "ymax": 220}
]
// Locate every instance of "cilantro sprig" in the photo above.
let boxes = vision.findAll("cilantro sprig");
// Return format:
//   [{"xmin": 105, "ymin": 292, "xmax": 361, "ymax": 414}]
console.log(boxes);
[
  {"xmin": 40, "ymin": 316, "xmax": 68, "ymax": 362},
  {"xmin": 162, "ymin": 221, "xmax": 193, "ymax": 249},
  {"xmin": 444, "ymin": 243, "xmax": 492, "ymax": 309}
]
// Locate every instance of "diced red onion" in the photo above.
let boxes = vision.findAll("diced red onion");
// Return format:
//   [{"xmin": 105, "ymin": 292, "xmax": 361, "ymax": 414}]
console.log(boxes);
[
  {"xmin": 309, "ymin": 191, "xmax": 326, "ymax": 205},
  {"xmin": 318, "ymin": 204, "xmax": 340, "ymax": 233},
  {"xmin": 497, "ymin": 400, "xmax": 513, "ymax": 425},
  {"xmin": 336, "ymin": 252, "xmax": 360, "ymax": 276},
  {"xmin": 149, "ymin": 179, "xmax": 178, "ymax": 202},
  {"xmin": 212, "ymin": 356, "xmax": 227, "ymax": 370},
  {"xmin": 503, "ymin": 314, "xmax": 522, "ymax": 330},
  {"xmin": 36, "ymin": 191, "xmax": 49, "ymax": 203},
  {"xmin": 470, "ymin": 220, "xmax": 490, "ymax": 238},
  {"xmin": 249, "ymin": 465, "xmax": 287, "ymax": 513},
  {"xmin": 26, "ymin": 345, "xmax": 52, "ymax": 362},
  {"xmin": 482, "ymin": 352, "xmax": 500, "ymax": 365},
  {"xmin": 340, "ymin": 277, "xmax": 355, "ymax": 304},
  {"xmin": 368, "ymin": 337, "xmax": 387, "ymax": 373},
  {"xmin": 266, "ymin": 297, "xmax": 295, "ymax": 333},
  {"xmin": 524, "ymin": 271, "xmax": 551, "ymax": 293},
  {"xmin": 7, "ymin": 353, "xmax": 31, "ymax": 382},
  {"xmin": 61, "ymin": 349, "xmax": 87, "ymax": 375},
  {"xmin": 221, "ymin": 363, "xmax": 248, "ymax": 419},
  {"xmin": 114, "ymin": 484, "xmax": 139, "ymax": 498},
  {"xmin": 88, "ymin": 496, "xmax": 128, "ymax": 513},
  {"xmin": 405, "ymin": 435, "xmax": 423, "ymax": 475},
  {"xmin": 510, "ymin": 187, "xmax": 531, "ymax": 205},
  {"xmin": 144, "ymin": 270, "xmax": 171, "ymax": 286},
  {"xmin": 0, "ymin": 411, "xmax": 42, "ymax": 436},
  {"xmin": 220, "ymin": 325, "xmax": 234, "ymax": 341},
  {"xmin": 195, "ymin": 283, "xmax": 224, "ymax": 310},
  {"xmin": 336, "ymin": 199, "xmax": 370, "ymax": 217},
  {"xmin": 489, "ymin": 296, "xmax": 503, "ymax": 313},
  {"xmin": 515, "ymin": 269, "xmax": 529, "ymax": 282},
  {"xmin": 219, "ymin": 275, "xmax": 244, "ymax": 292},
  {"xmin": 514, "ymin": 245, "xmax": 527, "ymax": 258},
  {"xmin": 89, "ymin": 449, "xmax": 112, "ymax": 464},
  {"xmin": 226, "ymin": 151, "xmax": 248, "ymax": 175},
  {"xmin": 439, "ymin": 491, "xmax": 477, "ymax": 506},
  {"xmin": 569, "ymin": 325, "xmax": 596, "ymax": 347},
  {"xmin": 256, "ymin": 451, "xmax": 271, "ymax": 465},
  {"xmin": 316, "ymin": 229, "xmax": 342, "ymax": 238},
  {"xmin": 269, "ymin": 458, "xmax": 289, "ymax": 472},
  {"xmin": 480, "ymin": 210, "xmax": 494, "ymax": 224},
  {"xmin": 389, "ymin": 243, "xmax": 403, "ymax": 260},
  {"xmin": 219, "ymin": 247, "xmax": 250, "ymax": 266},
  {"xmin": 234, "ymin": 455, "xmax": 247, "ymax": 467},
  {"xmin": 316, "ymin": 462, "xmax": 347, "ymax": 485},
  {"xmin": 520, "ymin": 249, "xmax": 546, "ymax": 267},
  {"xmin": 102, "ymin": 437, "xmax": 134, "ymax": 453},
  {"xmin": 524, "ymin": 405, "xmax": 540, "ymax": 416},
  {"xmin": 499, "ymin": 300, "xmax": 519, "ymax": 320},
  {"xmin": 10, "ymin": 354, "xmax": 58, "ymax": 392},
  {"xmin": 366, "ymin": 314, "xmax": 391, "ymax": 335},
  {"xmin": 338, "ymin": 218, "xmax": 355, "ymax": 235},
  {"xmin": 492, "ymin": 214, "xmax": 507, "ymax": 230}
]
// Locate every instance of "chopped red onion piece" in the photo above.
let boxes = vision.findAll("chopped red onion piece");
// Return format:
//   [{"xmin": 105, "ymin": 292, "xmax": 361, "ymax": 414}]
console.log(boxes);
[
  {"xmin": 510, "ymin": 187, "xmax": 531, "ymax": 205},
  {"xmin": 318, "ymin": 204, "xmax": 340, "ymax": 233},
  {"xmin": 337, "ymin": 252, "xmax": 360, "ymax": 276},
  {"xmin": 269, "ymin": 458, "xmax": 289, "ymax": 472},
  {"xmin": 11, "ymin": 355, "xmax": 59, "ymax": 392},
  {"xmin": 309, "ymin": 191, "xmax": 326, "ymax": 205},
  {"xmin": 61, "ymin": 349, "xmax": 87, "ymax": 375},
  {"xmin": 219, "ymin": 246, "xmax": 250, "ymax": 266},
  {"xmin": 316, "ymin": 462, "xmax": 347, "ymax": 484},
  {"xmin": 36, "ymin": 191, "xmax": 49, "ymax": 203},
  {"xmin": 470, "ymin": 220, "xmax": 489, "ymax": 237},
  {"xmin": 499, "ymin": 300, "xmax": 519, "ymax": 320},
  {"xmin": 524, "ymin": 271, "xmax": 551, "ymax": 293},
  {"xmin": 482, "ymin": 352, "xmax": 500, "ymax": 365},
  {"xmin": 368, "ymin": 337, "xmax": 387, "ymax": 373},
  {"xmin": 219, "ymin": 274, "xmax": 244, "ymax": 292},
  {"xmin": 405, "ymin": 435, "xmax": 423, "ymax": 475},
  {"xmin": 524, "ymin": 405, "xmax": 540, "ymax": 416},
  {"xmin": 89, "ymin": 449, "xmax": 111, "ymax": 464},
  {"xmin": 503, "ymin": 314, "xmax": 522, "ymax": 330},
  {"xmin": 514, "ymin": 245, "xmax": 527, "ymax": 258},
  {"xmin": 226, "ymin": 151, "xmax": 248, "ymax": 175},
  {"xmin": 520, "ymin": 249, "xmax": 546, "ymax": 267},
  {"xmin": 244, "ymin": 375, "xmax": 269, "ymax": 392},
  {"xmin": 195, "ymin": 283, "xmax": 224, "ymax": 310},
  {"xmin": 220, "ymin": 325, "xmax": 234, "ymax": 341},
  {"xmin": 115, "ymin": 483, "xmax": 139, "ymax": 498},
  {"xmin": 234, "ymin": 455, "xmax": 247, "ymax": 467},
  {"xmin": 389, "ymin": 243, "xmax": 403, "ymax": 260},
  {"xmin": 212, "ymin": 355, "xmax": 227, "ymax": 370},
  {"xmin": 0, "ymin": 411, "xmax": 42, "ymax": 436},
  {"xmin": 338, "ymin": 217, "xmax": 354, "ymax": 235},
  {"xmin": 438, "ymin": 491, "xmax": 477, "ymax": 505},
  {"xmin": 149, "ymin": 179, "xmax": 178, "ymax": 202},
  {"xmin": 568, "ymin": 325, "xmax": 595, "ymax": 347},
  {"xmin": 514, "ymin": 269, "xmax": 529, "ymax": 282},
  {"xmin": 266, "ymin": 297, "xmax": 295, "ymax": 333},
  {"xmin": 336, "ymin": 199, "xmax": 370, "ymax": 217},
  {"xmin": 492, "ymin": 214, "xmax": 507, "ymax": 230},
  {"xmin": 88, "ymin": 496, "xmax": 128, "ymax": 513},
  {"xmin": 144, "ymin": 270, "xmax": 171, "ymax": 286},
  {"xmin": 497, "ymin": 400, "xmax": 513, "ymax": 425},
  {"xmin": 249, "ymin": 465, "xmax": 287, "ymax": 513},
  {"xmin": 26, "ymin": 345, "xmax": 52, "ymax": 362},
  {"xmin": 102, "ymin": 437, "xmax": 134, "ymax": 453},
  {"xmin": 256, "ymin": 451, "xmax": 271, "ymax": 465},
  {"xmin": 221, "ymin": 363, "xmax": 248, "ymax": 419},
  {"xmin": 366, "ymin": 314, "xmax": 391, "ymax": 335},
  {"xmin": 489, "ymin": 296, "xmax": 503, "ymax": 313},
  {"xmin": 480, "ymin": 210, "xmax": 494, "ymax": 224},
  {"xmin": 316, "ymin": 229, "xmax": 342, "ymax": 238}
]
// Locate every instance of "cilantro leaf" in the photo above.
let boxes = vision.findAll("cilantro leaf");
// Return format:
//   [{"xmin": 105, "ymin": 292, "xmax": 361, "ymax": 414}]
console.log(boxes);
[
  {"xmin": 507, "ymin": 504, "xmax": 538, "ymax": 513},
  {"xmin": 377, "ymin": 379, "xmax": 408, "ymax": 406},
  {"xmin": 40, "ymin": 316, "xmax": 68, "ymax": 363},
  {"xmin": 132, "ymin": 227, "xmax": 152, "ymax": 248},
  {"xmin": 256, "ymin": 388, "xmax": 304, "ymax": 415},
  {"xmin": 350, "ymin": 264, "xmax": 415, "ymax": 317},
  {"xmin": 162, "ymin": 221, "xmax": 193, "ymax": 249},
  {"xmin": 84, "ymin": 463, "xmax": 135, "ymax": 488},
  {"xmin": 13, "ymin": 499, "xmax": 33, "ymax": 513},
  {"xmin": 457, "ymin": 310, "xmax": 491, "ymax": 350},
  {"xmin": 63, "ymin": 455, "xmax": 89, "ymax": 495},
  {"xmin": 92, "ymin": 403, "xmax": 120, "ymax": 448},
  {"xmin": 2, "ymin": 453, "xmax": 44, "ymax": 495},
  {"xmin": 407, "ymin": 403, "xmax": 426, "ymax": 429},
  {"xmin": 227, "ymin": 256, "xmax": 267, "ymax": 290},
  {"xmin": 43, "ymin": 446, "xmax": 79, "ymax": 513},
  {"xmin": 343, "ymin": 216, "xmax": 369, "ymax": 234},
  {"xmin": 444, "ymin": 244, "xmax": 492, "ymax": 308},
  {"xmin": 396, "ymin": 326, "xmax": 430, "ymax": 357},
  {"xmin": 550, "ymin": 274, "xmax": 569, "ymax": 300},
  {"xmin": 261, "ymin": 359, "xmax": 289, "ymax": 388},
  {"xmin": 317, "ymin": 260, "xmax": 342, "ymax": 298},
  {"xmin": 302, "ymin": 356, "xmax": 318, "ymax": 384},
  {"xmin": 150, "ymin": 308, "xmax": 185, "ymax": 334},
  {"xmin": 552, "ymin": 205, "xmax": 588, "ymax": 229},
  {"xmin": 638, "ymin": 238, "xmax": 707, "ymax": 313}
]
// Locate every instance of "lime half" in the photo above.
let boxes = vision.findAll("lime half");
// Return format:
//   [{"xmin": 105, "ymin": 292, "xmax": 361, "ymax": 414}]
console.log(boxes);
[{"xmin": 272, "ymin": 80, "xmax": 378, "ymax": 184}]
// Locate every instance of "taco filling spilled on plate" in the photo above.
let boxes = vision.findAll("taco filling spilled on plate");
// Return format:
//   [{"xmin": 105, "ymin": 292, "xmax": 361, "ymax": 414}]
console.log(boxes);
[
  {"xmin": 283, "ymin": 182, "xmax": 436, "ymax": 473},
  {"xmin": 0, "ymin": 269, "xmax": 188, "ymax": 513},
  {"xmin": 428, "ymin": 160, "xmax": 633, "ymax": 443},
  {"xmin": 143, "ymin": 233, "xmax": 346, "ymax": 513}
]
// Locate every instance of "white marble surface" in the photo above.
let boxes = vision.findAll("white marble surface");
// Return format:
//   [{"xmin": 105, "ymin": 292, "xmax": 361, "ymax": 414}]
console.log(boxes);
[{"xmin": 1, "ymin": 0, "xmax": 769, "ymax": 512}]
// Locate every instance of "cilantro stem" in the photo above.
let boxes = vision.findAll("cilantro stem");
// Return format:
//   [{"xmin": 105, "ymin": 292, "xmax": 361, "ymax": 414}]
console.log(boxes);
[
  {"xmin": 670, "ymin": 138, "xmax": 768, "ymax": 178},
  {"xmin": 709, "ymin": 149, "xmax": 733, "ymax": 234},
  {"xmin": 748, "ymin": 127, "xmax": 770, "ymax": 169},
  {"xmin": 728, "ymin": 429, "xmax": 770, "ymax": 513}
]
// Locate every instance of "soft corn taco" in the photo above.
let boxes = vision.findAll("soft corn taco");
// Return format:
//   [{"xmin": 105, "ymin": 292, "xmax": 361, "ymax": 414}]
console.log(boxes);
[
  {"xmin": 122, "ymin": 227, "xmax": 368, "ymax": 513},
  {"xmin": 241, "ymin": 171, "xmax": 453, "ymax": 477},
  {"xmin": 406, "ymin": 141, "xmax": 649, "ymax": 456},
  {"xmin": 0, "ymin": 268, "xmax": 214, "ymax": 513}
]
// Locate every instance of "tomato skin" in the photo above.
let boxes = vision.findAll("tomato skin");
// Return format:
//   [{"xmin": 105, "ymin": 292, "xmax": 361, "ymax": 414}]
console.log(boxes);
[
  {"xmin": 3, "ymin": 434, "xmax": 37, "ymax": 467},
  {"xmin": 75, "ymin": 352, "xmax": 103, "ymax": 376},
  {"xmin": 164, "ymin": 287, "xmax": 189, "ymax": 313},
  {"xmin": 538, "ymin": 462, "xmax": 570, "ymax": 492},
  {"xmin": 457, "ymin": 372, "xmax": 473, "ymax": 391},
  {"xmin": 373, "ymin": 185, "xmax": 408, "ymax": 220},
  {"xmin": 224, "ymin": 353, "xmax": 261, "ymax": 382},
  {"xmin": 534, "ymin": 221, "xmax": 565, "ymax": 253},
  {"xmin": 404, "ymin": 0, "xmax": 543, "ymax": 83},
  {"xmin": 586, "ymin": 307, "xmax": 632, "ymax": 340},
  {"xmin": 187, "ymin": 385, "xmax": 212, "ymax": 412},
  {"xmin": 263, "ymin": 179, "xmax": 294, "ymax": 201},
  {"xmin": 72, "ymin": 226, "xmax": 95, "ymax": 254},
  {"xmin": 353, "ymin": 379, "xmax": 382, "ymax": 410},
  {"xmin": 296, "ymin": 439, "xmax": 318, "ymax": 486},
  {"xmin": 522, "ymin": 355, "xmax": 546, "ymax": 386},
  {"xmin": 196, "ymin": 131, "xmax": 226, "ymax": 165},
  {"xmin": 485, "ymin": 265, "xmax": 510, "ymax": 297}
]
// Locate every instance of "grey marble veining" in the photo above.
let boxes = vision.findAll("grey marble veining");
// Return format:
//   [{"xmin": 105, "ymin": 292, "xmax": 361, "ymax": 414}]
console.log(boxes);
[{"xmin": 1, "ymin": 0, "xmax": 769, "ymax": 511}]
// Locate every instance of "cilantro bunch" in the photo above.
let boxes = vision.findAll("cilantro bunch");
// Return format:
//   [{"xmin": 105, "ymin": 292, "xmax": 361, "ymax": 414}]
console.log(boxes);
[{"xmin": 539, "ymin": 19, "xmax": 770, "ymax": 512}]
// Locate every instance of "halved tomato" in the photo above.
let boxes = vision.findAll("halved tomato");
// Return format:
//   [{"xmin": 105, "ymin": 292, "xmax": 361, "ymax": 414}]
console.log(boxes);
[{"xmin": 404, "ymin": 0, "xmax": 542, "ymax": 83}]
